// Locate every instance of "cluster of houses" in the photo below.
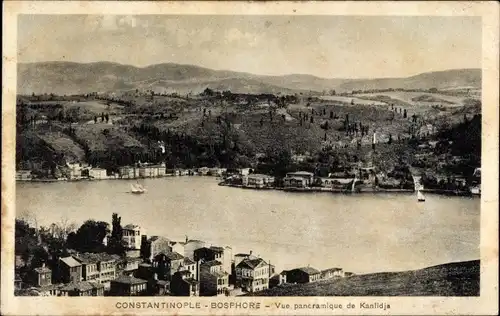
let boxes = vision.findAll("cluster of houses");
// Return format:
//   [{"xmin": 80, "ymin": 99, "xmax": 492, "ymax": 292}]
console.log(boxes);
[
  {"xmin": 15, "ymin": 163, "xmax": 233, "ymax": 182},
  {"xmin": 16, "ymin": 222, "xmax": 353, "ymax": 297}
]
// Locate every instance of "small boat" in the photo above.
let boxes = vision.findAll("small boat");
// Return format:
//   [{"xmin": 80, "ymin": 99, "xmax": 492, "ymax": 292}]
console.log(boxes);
[
  {"xmin": 417, "ymin": 190, "xmax": 425, "ymax": 202},
  {"xmin": 130, "ymin": 182, "xmax": 147, "ymax": 194}
]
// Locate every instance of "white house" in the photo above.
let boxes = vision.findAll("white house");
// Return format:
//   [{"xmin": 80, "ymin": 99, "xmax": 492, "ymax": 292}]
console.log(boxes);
[{"xmin": 122, "ymin": 224, "xmax": 144, "ymax": 250}]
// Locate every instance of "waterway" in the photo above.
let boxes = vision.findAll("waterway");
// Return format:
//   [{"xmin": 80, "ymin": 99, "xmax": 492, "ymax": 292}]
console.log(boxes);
[{"xmin": 16, "ymin": 177, "xmax": 480, "ymax": 274}]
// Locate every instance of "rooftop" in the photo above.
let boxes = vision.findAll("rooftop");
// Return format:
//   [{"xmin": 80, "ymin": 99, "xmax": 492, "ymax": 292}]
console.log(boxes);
[
  {"xmin": 295, "ymin": 267, "xmax": 321, "ymax": 275},
  {"xmin": 201, "ymin": 260, "xmax": 222, "ymax": 268},
  {"xmin": 60, "ymin": 281, "xmax": 103, "ymax": 292},
  {"xmin": 237, "ymin": 258, "xmax": 267, "ymax": 269},
  {"xmin": 34, "ymin": 266, "xmax": 51, "ymax": 274},
  {"xmin": 209, "ymin": 246, "xmax": 224, "ymax": 253},
  {"xmin": 123, "ymin": 224, "xmax": 140, "ymax": 230},
  {"xmin": 183, "ymin": 257, "xmax": 195, "ymax": 265},
  {"xmin": 248, "ymin": 174, "xmax": 274, "ymax": 179},
  {"xmin": 60, "ymin": 256, "xmax": 82, "ymax": 268},
  {"xmin": 74, "ymin": 253, "xmax": 116, "ymax": 264},
  {"xmin": 112, "ymin": 275, "xmax": 147, "ymax": 285},
  {"xmin": 156, "ymin": 251, "xmax": 184, "ymax": 261},
  {"xmin": 321, "ymin": 267, "xmax": 343, "ymax": 273},
  {"xmin": 287, "ymin": 171, "xmax": 314, "ymax": 176}
]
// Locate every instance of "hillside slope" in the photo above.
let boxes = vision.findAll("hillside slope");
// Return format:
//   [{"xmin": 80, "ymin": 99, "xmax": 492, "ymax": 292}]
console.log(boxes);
[
  {"xmin": 248, "ymin": 260, "xmax": 479, "ymax": 296},
  {"xmin": 18, "ymin": 62, "xmax": 481, "ymax": 95}
]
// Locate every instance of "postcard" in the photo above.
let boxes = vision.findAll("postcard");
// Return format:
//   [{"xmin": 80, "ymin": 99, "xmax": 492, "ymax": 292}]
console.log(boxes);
[{"xmin": 1, "ymin": 1, "xmax": 498, "ymax": 315}]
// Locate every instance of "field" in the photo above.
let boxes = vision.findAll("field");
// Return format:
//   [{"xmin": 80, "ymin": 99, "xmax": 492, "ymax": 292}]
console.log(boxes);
[{"xmin": 248, "ymin": 260, "xmax": 479, "ymax": 296}]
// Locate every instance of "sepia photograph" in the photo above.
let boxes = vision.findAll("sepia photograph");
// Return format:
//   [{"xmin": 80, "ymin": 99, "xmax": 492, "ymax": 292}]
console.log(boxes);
[{"xmin": 2, "ymin": 1, "xmax": 499, "ymax": 315}]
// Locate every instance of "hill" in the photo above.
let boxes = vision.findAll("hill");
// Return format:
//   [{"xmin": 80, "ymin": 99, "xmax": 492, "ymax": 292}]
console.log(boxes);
[
  {"xmin": 336, "ymin": 69, "xmax": 481, "ymax": 92},
  {"xmin": 247, "ymin": 260, "xmax": 479, "ymax": 296},
  {"xmin": 17, "ymin": 61, "xmax": 481, "ymax": 95}
]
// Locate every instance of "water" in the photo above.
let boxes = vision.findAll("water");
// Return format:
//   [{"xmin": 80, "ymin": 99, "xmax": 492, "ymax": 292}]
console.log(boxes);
[{"xmin": 16, "ymin": 177, "xmax": 480, "ymax": 275}]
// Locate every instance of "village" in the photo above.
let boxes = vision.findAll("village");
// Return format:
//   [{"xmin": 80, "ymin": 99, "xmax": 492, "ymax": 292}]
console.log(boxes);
[{"xmin": 14, "ymin": 215, "xmax": 353, "ymax": 297}]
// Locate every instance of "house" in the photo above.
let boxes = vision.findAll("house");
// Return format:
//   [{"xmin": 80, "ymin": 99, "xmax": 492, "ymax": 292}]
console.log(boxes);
[
  {"xmin": 122, "ymin": 224, "xmax": 143, "ymax": 250},
  {"xmin": 66, "ymin": 162, "xmax": 84, "ymax": 180},
  {"xmin": 199, "ymin": 260, "xmax": 230, "ymax": 296},
  {"xmin": 59, "ymin": 281, "xmax": 104, "ymax": 296},
  {"xmin": 194, "ymin": 246, "xmax": 231, "ymax": 274},
  {"xmin": 208, "ymin": 168, "xmax": 227, "ymax": 176},
  {"xmin": 283, "ymin": 171, "xmax": 314, "ymax": 188},
  {"xmin": 198, "ymin": 167, "xmax": 210, "ymax": 176},
  {"xmin": 169, "ymin": 241, "xmax": 186, "ymax": 255},
  {"xmin": 89, "ymin": 168, "xmax": 107, "ymax": 180},
  {"xmin": 243, "ymin": 174, "xmax": 275, "ymax": 188},
  {"xmin": 321, "ymin": 268, "xmax": 344, "ymax": 279},
  {"xmin": 182, "ymin": 257, "xmax": 198, "ymax": 281},
  {"xmin": 142, "ymin": 236, "xmax": 172, "ymax": 262},
  {"xmin": 344, "ymin": 272, "xmax": 355, "ymax": 277},
  {"xmin": 170, "ymin": 270, "xmax": 199, "ymax": 296},
  {"xmin": 109, "ymin": 275, "xmax": 148, "ymax": 296},
  {"xmin": 135, "ymin": 263, "xmax": 155, "ymax": 280},
  {"xmin": 286, "ymin": 267, "xmax": 322, "ymax": 284},
  {"xmin": 119, "ymin": 166, "xmax": 137, "ymax": 179},
  {"xmin": 15, "ymin": 273, "xmax": 23, "ymax": 290},
  {"xmin": 239, "ymin": 168, "xmax": 253, "ymax": 176},
  {"xmin": 59, "ymin": 256, "xmax": 83, "ymax": 283},
  {"xmin": 152, "ymin": 164, "xmax": 166, "ymax": 177},
  {"xmin": 233, "ymin": 251, "xmax": 258, "ymax": 267},
  {"xmin": 183, "ymin": 238, "xmax": 206, "ymax": 260},
  {"xmin": 148, "ymin": 275, "xmax": 170, "ymax": 296},
  {"xmin": 16, "ymin": 170, "xmax": 32, "ymax": 181},
  {"xmin": 122, "ymin": 257, "xmax": 143, "ymax": 275},
  {"xmin": 235, "ymin": 258, "xmax": 270, "ymax": 293},
  {"xmin": 269, "ymin": 271, "xmax": 287, "ymax": 288},
  {"xmin": 74, "ymin": 253, "xmax": 117, "ymax": 289},
  {"xmin": 33, "ymin": 263, "xmax": 52, "ymax": 287},
  {"xmin": 153, "ymin": 252, "xmax": 185, "ymax": 280}
]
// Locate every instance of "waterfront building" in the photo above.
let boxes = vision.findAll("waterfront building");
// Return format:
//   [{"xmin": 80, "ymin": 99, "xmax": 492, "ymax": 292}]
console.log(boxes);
[
  {"xmin": 170, "ymin": 270, "xmax": 199, "ymax": 296},
  {"xmin": 286, "ymin": 267, "xmax": 322, "ymax": 283},
  {"xmin": 89, "ymin": 168, "xmax": 107, "ymax": 180},
  {"xmin": 74, "ymin": 253, "xmax": 117, "ymax": 289},
  {"xmin": 33, "ymin": 263, "xmax": 52, "ymax": 287},
  {"xmin": 198, "ymin": 167, "xmax": 210, "ymax": 176},
  {"xmin": 59, "ymin": 256, "xmax": 83, "ymax": 283},
  {"xmin": 235, "ymin": 258, "xmax": 270, "ymax": 293},
  {"xmin": 142, "ymin": 236, "xmax": 172, "ymax": 262},
  {"xmin": 119, "ymin": 166, "xmax": 137, "ymax": 179},
  {"xmin": 243, "ymin": 174, "xmax": 275, "ymax": 188},
  {"xmin": 59, "ymin": 281, "xmax": 104, "ymax": 296},
  {"xmin": 199, "ymin": 260, "xmax": 230, "ymax": 296},
  {"xmin": 16, "ymin": 170, "xmax": 33, "ymax": 181},
  {"xmin": 283, "ymin": 171, "xmax": 314, "ymax": 188},
  {"xmin": 122, "ymin": 224, "xmax": 143, "ymax": 250},
  {"xmin": 109, "ymin": 275, "xmax": 148, "ymax": 296},
  {"xmin": 66, "ymin": 162, "xmax": 84, "ymax": 180},
  {"xmin": 320, "ymin": 267, "xmax": 344, "ymax": 279}
]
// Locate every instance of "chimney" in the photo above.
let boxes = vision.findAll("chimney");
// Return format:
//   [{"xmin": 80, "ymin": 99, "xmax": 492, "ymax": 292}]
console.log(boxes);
[
  {"xmin": 249, "ymin": 250, "xmax": 253, "ymax": 256},
  {"xmin": 42, "ymin": 263, "xmax": 45, "ymax": 268},
  {"xmin": 185, "ymin": 235, "xmax": 188, "ymax": 243}
]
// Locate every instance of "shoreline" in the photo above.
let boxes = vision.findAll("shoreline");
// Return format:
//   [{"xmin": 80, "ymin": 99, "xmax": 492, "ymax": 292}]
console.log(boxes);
[{"xmin": 17, "ymin": 175, "xmax": 479, "ymax": 197}]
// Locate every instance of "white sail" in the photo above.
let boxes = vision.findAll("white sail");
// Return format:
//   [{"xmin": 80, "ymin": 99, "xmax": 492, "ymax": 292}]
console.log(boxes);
[{"xmin": 417, "ymin": 190, "xmax": 425, "ymax": 201}]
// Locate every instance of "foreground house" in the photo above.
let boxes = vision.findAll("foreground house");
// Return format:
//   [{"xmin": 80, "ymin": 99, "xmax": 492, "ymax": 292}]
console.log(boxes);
[
  {"xmin": 59, "ymin": 281, "xmax": 104, "ymax": 296},
  {"xmin": 153, "ymin": 252, "xmax": 185, "ymax": 280},
  {"xmin": 122, "ymin": 224, "xmax": 143, "ymax": 251},
  {"xmin": 74, "ymin": 253, "xmax": 117, "ymax": 289},
  {"xmin": 235, "ymin": 258, "xmax": 270, "ymax": 293},
  {"xmin": 170, "ymin": 270, "xmax": 199, "ymax": 296},
  {"xmin": 109, "ymin": 275, "xmax": 148, "ymax": 296},
  {"xmin": 32, "ymin": 263, "xmax": 52, "ymax": 287},
  {"xmin": 142, "ymin": 236, "xmax": 172, "ymax": 262},
  {"xmin": 59, "ymin": 256, "xmax": 83, "ymax": 283},
  {"xmin": 194, "ymin": 246, "xmax": 232, "ymax": 274},
  {"xmin": 199, "ymin": 260, "xmax": 230, "ymax": 296},
  {"xmin": 286, "ymin": 267, "xmax": 322, "ymax": 284}
]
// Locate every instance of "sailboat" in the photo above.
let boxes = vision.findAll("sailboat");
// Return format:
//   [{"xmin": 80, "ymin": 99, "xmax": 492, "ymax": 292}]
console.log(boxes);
[
  {"xmin": 417, "ymin": 189, "xmax": 425, "ymax": 202},
  {"xmin": 130, "ymin": 182, "xmax": 147, "ymax": 194}
]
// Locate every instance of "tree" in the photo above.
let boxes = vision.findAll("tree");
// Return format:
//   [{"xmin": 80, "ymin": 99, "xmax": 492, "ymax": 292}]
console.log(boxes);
[
  {"xmin": 329, "ymin": 111, "xmax": 334, "ymax": 119},
  {"xmin": 105, "ymin": 114, "xmax": 110, "ymax": 123},
  {"xmin": 310, "ymin": 116, "xmax": 314, "ymax": 123},
  {"xmin": 108, "ymin": 213, "xmax": 125, "ymax": 255},
  {"xmin": 94, "ymin": 116, "xmax": 97, "ymax": 124},
  {"xmin": 388, "ymin": 134, "xmax": 393, "ymax": 144},
  {"xmin": 67, "ymin": 220, "xmax": 109, "ymax": 253},
  {"xmin": 403, "ymin": 109, "xmax": 407, "ymax": 119}
]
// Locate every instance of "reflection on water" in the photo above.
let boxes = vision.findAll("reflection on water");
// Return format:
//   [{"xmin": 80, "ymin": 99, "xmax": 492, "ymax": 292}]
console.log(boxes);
[{"xmin": 16, "ymin": 177, "xmax": 480, "ymax": 274}]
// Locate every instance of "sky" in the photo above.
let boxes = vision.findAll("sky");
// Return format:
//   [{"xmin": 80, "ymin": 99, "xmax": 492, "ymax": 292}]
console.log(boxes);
[{"xmin": 17, "ymin": 15, "xmax": 482, "ymax": 79}]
